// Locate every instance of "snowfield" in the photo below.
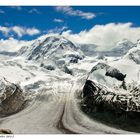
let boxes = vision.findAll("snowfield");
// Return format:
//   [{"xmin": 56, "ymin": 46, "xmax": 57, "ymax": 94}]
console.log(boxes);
[{"xmin": 0, "ymin": 35, "xmax": 139, "ymax": 134}]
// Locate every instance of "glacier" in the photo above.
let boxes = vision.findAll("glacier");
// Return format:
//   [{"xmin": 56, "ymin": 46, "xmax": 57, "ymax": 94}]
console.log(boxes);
[{"xmin": 0, "ymin": 35, "xmax": 139, "ymax": 134}]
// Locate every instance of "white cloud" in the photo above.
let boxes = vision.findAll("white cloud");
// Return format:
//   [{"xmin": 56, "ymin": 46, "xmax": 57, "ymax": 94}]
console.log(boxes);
[
  {"xmin": 0, "ymin": 37, "xmax": 32, "ymax": 52},
  {"xmin": 55, "ymin": 6, "xmax": 96, "ymax": 20},
  {"xmin": 0, "ymin": 26, "xmax": 10, "ymax": 36},
  {"xmin": 12, "ymin": 26, "xmax": 25, "ymax": 37},
  {"xmin": 0, "ymin": 26, "xmax": 40, "ymax": 37},
  {"xmin": 54, "ymin": 18, "xmax": 64, "ymax": 23},
  {"xmin": 0, "ymin": 9, "xmax": 5, "ymax": 14},
  {"xmin": 2, "ymin": 22, "xmax": 140, "ymax": 52},
  {"xmin": 61, "ymin": 22, "xmax": 140, "ymax": 51},
  {"xmin": 28, "ymin": 8, "xmax": 41, "ymax": 14},
  {"xmin": 26, "ymin": 28, "xmax": 40, "ymax": 36},
  {"xmin": 48, "ymin": 26, "xmax": 68, "ymax": 34}
]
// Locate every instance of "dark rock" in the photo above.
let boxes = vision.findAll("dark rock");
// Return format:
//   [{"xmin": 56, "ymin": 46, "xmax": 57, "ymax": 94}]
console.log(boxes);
[
  {"xmin": 105, "ymin": 71, "xmax": 126, "ymax": 81},
  {"xmin": 90, "ymin": 63, "xmax": 126, "ymax": 81},
  {"xmin": 82, "ymin": 80, "xmax": 140, "ymax": 113},
  {"xmin": 40, "ymin": 63, "xmax": 55, "ymax": 70},
  {"xmin": 70, "ymin": 58, "xmax": 78, "ymax": 63},
  {"xmin": 63, "ymin": 66, "xmax": 73, "ymax": 75},
  {"xmin": 0, "ymin": 129, "xmax": 13, "ymax": 134},
  {"xmin": 0, "ymin": 78, "xmax": 26, "ymax": 117},
  {"xmin": 44, "ymin": 65, "xmax": 55, "ymax": 70}
]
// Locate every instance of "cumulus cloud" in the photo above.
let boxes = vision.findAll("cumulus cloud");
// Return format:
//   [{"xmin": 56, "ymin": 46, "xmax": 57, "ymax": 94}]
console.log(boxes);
[
  {"xmin": 12, "ymin": 26, "xmax": 25, "ymax": 37},
  {"xmin": 54, "ymin": 18, "xmax": 64, "ymax": 23},
  {"xmin": 0, "ymin": 26, "xmax": 40, "ymax": 37},
  {"xmin": 26, "ymin": 28, "xmax": 41, "ymax": 36},
  {"xmin": 2, "ymin": 22, "xmax": 140, "ymax": 52},
  {"xmin": 0, "ymin": 37, "xmax": 33, "ymax": 52},
  {"xmin": 48, "ymin": 26, "xmax": 68, "ymax": 34},
  {"xmin": 28, "ymin": 8, "xmax": 41, "ymax": 14},
  {"xmin": 0, "ymin": 26, "xmax": 10, "ymax": 36},
  {"xmin": 55, "ymin": 6, "xmax": 96, "ymax": 20},
  {"xmin": 61, "ymin": 22, "xmax": 140, "ymax": 51}
]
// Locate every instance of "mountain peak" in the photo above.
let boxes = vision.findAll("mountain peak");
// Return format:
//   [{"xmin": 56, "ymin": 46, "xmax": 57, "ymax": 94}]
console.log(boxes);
[
  {"xmin": 18, "ymin": 34, "xmax": 84, "ymax": 69},
  {"xmin": 111, "ymin": 38, "xmax": 134, "ymax": 56},
  {"xmin": 115, "ymin": 38, "xmax": 134, "ymax": 47}
]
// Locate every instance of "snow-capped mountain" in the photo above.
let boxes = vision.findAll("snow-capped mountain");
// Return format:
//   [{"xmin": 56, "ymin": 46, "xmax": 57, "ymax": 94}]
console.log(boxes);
[
  {"xmin": 81, "ymin": 39, "xmax": 140, "ymax": 122},
  {"xmin": 18, "ymin": 35, "xmax": 84, "ymax": 64},
  {"xmin": 79, "ymin": 39, "xmax": 135, "ymax": 58},
  {"xmin": 0, "ymin": 34, "xmax": 140, "ymax": 134},
  {"xmin": 84, "ymin": 39, "xmax": 140, "ymax": 92},
  {"xmin": 78, "ymin": 44, "xmax": 98, "ymax": 56},
  {"xmin": 81, "ymin": 61, "xmax": 140, "ymax": 122},
  {"xmin": 123, "ymin": 39, "xmax": 140, "ymax": 64},
  {"xmin": 87, "ymin": 63, "xmax": 126, "ymax": 87},
  {"xmin": 111, "ymin": 39, "xmax": 135, "ymax": 55}
]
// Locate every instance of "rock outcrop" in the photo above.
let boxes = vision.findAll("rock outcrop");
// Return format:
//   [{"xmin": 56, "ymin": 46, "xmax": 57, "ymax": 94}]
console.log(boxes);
[
  {"xmin": 0, "ymin": 78, "xmax": 26, "ymax": 117},
  {"xmin": 81, "ymin": 62, "xmax": 140, "ymax": 117},
  {"xmin": 82, "ymin": 80, "xmax": 140, "ymax": 113},
  {"xmin": 0, "ymin": 129, "xmax": 13, "ymax": 134}
]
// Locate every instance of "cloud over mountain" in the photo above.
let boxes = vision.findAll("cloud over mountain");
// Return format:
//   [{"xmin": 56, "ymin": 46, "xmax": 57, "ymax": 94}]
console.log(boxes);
[
  {"xmin": 0, "ymin": 37, "xmax": 33, "ymax": 52},
  {"xmin": 61, "ymin": 22, "xmax": 140, "ymax": 50}
]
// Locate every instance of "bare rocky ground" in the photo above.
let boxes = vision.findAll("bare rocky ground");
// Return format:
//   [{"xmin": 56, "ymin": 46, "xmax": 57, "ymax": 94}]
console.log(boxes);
[{"xmin": 0, "ymin": 79, "xmax": 27, "ymax": 117}]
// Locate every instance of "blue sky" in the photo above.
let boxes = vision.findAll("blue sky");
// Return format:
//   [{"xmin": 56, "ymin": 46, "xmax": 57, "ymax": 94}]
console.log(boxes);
[{"xmin": 0, "ymin": 6, "xmax": 140, "ymax": 41}]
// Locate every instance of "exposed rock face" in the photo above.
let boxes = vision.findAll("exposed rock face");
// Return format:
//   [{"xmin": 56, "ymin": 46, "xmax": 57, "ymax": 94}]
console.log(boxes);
[
  {"xmin": 63, "ymin": 66, "xmax": 73, "ymax": 75},
  {"xmin": 40, "ymin": 63, "xmax": 55, "ymax": 70},
  {"xmin": 88, "ymin": 63, "xmax": 127, "ymax": 86},
  {"xmin": 70, "ymin": 58, "xmax": 78, "ymax": 63},
  {"xmin": 0, "ymin": 78, "xmax": 25, "ymax": 117},
  {"xmin": 82, "ymin": 80, "xmax": 140, "ymax": 113},
  {"xmin": 82, "ymin": 62, "xmax": 140, "ymax": 117},
  {"xmin": 0, "ymin": 129, "xmax": 13, "ymax": 134},
  {"xmin": 105, "ymin": 69, "xmax": 126, "ymax": 81}
]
